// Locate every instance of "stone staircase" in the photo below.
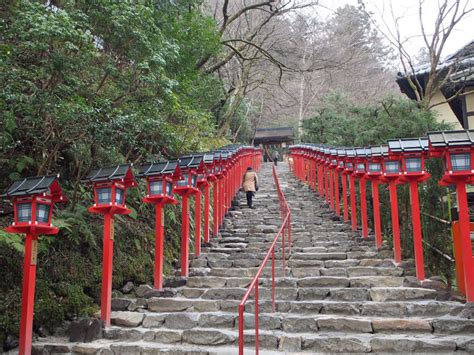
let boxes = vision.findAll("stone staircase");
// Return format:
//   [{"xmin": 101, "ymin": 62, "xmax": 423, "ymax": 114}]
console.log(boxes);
[{"xmin": 31, "ymin": 163, "xmax": 474, "ymax": 354}]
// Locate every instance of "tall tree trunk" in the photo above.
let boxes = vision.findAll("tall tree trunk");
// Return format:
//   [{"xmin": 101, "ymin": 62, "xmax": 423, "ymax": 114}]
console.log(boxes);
[{"xmin": 298, "ymin": 72, "xmax": 305, "ymax": 137}]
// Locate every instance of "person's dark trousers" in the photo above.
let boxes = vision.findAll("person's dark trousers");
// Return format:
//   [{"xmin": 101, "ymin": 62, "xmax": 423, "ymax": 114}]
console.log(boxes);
[
  {"xmin": 246, "ymin": 191, "xmax": 253, "ymax": 207},
  {"xmin": 273, "ymin": 158, "xmax": 278, "ymax": 166}
]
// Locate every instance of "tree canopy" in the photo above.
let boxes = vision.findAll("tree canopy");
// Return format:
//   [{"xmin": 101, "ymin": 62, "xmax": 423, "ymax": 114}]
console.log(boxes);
[{"xmin": 0, "ymin": 0, "xmax": 223, "ymax": 186}]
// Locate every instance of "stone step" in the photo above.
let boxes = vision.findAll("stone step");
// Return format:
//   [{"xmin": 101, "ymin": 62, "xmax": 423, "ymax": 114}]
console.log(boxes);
[
  {"xmin": 199, "ymin": 267, "xmax": 291, "ymax": 278},
  {"xmin": 124, "ymin": 297, "xmax": 467, "ymax": 317},
  {"xmin": 110, "ymin": 310, "xmax": 474, "ymax": 335},
  {"xmin": 34, "ymin": 329, "xmax": 473, "ymax": 353},
  {"xmin": 29, "ymin": 164, "xmax": 469, "ymax": 354}
]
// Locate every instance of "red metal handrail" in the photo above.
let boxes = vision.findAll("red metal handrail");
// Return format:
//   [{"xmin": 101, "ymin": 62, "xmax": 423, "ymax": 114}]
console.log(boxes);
[{"xmin": 238, "ymin": 165, "xmax": 291, "ymax": 354}]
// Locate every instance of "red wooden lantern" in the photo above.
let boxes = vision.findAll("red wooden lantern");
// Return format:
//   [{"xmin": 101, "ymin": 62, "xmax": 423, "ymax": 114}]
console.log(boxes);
[
  {"xmin": 85, "ymin": 164, "xmax": 137, "ymax": 326},
  {"xmin": 138, "ymin": 160, "xmax": 181, "ymax": 290},
  {"xmin": 3, "ymin": 175, "xmax": 67, "ymax": 355},
  {"xmin": 428, "ymin": 129, "xmax": 474, "ymax": 301},
  {"xmin": 388, "ymin": 137, "xmax": 430, "ymax": 280},
  {"xmin": 87, "ymin": 165, "xmax": 136, "ymax": 215},
  {"xmin": 141, "ymin": 160, "xmax": 180, "ymax": 204},
  {"xmin": 175, "ymin": 155, "xmax": 202, "ymax": 277},
  {"xmin": 354, "ymin": 147, "xmax": 369, "ymax": 178}
]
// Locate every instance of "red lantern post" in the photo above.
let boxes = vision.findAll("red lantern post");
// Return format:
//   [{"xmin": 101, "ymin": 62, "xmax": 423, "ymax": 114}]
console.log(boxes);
[
  {"xmin": 329, "ymin": 148, "xmax": 338, "ymax": 213},
  {"xmin": 86, "ymin": 165, "xmax": 137, "ymax": 326},
  {"xmin": 174, "ymin": 157, "xmax": 201, "ymax": 276},
  {"xmin": 317, "ymin": 148, "xmax": 324, "ymax": 197},
  {"xmin": 354, "ymin": 148, "xmax": 370, "ymax": 238},
  {"xmin": 324, "ymin": 151, "xmax": 331, "ymax": 204},
  {"xmin": 138, "ymin": 160, "xmax": 181, "ymax": 290},
  {"xmin": 212, "ymin": 153, "xmax": 222, "ymax": 237},
  {"xmin": 3, "ymin": 176, "xmax": 67, "ymax": 355},
  {"xmin": 428, "ymin": 129, "xmax": 474, "ymax": 301},
  {"xmin": 380, "ymin": 149, "xmax": 403, "ymax": 263},
  {"xmin": 388, "ymin": 138, "xmax": 431, "ymax": 281},
  {"xmin": 337, "ymin": 149, "xmax": 349, "ymax": 222},
  {"xmin": 310, "ymin": 148, "xmax": 317, "ymax": 191},
  {"xmin": 366, "ymin": 146, "xmax": 388, "ymax": 249},
  {"xmin": 201, "ymin": 153, "xmax": 216, "ymax": 244},
  {"xmin": 219, "ymin": 152, "xmax": 229, "ymax": 226},
  {"xmin": 345, "ymin": 149, "xmax": 358, "ymax": 231}
]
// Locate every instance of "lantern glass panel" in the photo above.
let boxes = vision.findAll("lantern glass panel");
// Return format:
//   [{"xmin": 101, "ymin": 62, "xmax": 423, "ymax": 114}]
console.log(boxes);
[
  {"xmin": 36, "ymin": 204, "xmax": 50, "ymax": 223},
  {"xmin": 166, "ymin": 181, "xmax": 173, "ymax": 195},
  {"xmin": 17, "ymin": 203, "xmax": 32, "ymax": 222},
  {"xmin": 115, "ymin": 188, "xmax": 124, "ymax": 205},
  {"xmin": 385, "ymin": 161, "xmax": 399, "ymax": 173},
  {"xmin": 338, "ymin": 161, "xmax": 344, "ymax": 168},
  {"xmin": 450, "ymin": 153, "xmax": 470, "ymax": 171},
  {"xmin": 346, "ymin": 163, "xmax": 353, "ymax": 169},
  {"xmin": 369, "ymin": 163, "xmax": 381, "ymax": 172},
  {"xmin": 356, "ymin": 163, "xmax": 365, "ymax": 171},
  {"xmin": 191, "ymin": 174, "xmax": 197, "ymax": 187},
  {"xmin": 150, "ymin": 180, "xmax": 163, "ymax": 195},
  {"xmin": 97, "ymin": 187, "xmax": 112, "ymax": 204},
  {"xmin": 177, "ymin": 174, "xmax": 188, "ymax": 187},
  {"xmin": 331, "ymin": 160, "xmax": 337, "ymax": 165},
  {"xmin": 406, "ymin": 158, "xmax": 422, "ymax": 172}
]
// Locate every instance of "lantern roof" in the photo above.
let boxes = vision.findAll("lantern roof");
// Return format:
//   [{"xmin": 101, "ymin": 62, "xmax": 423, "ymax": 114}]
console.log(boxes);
[
  {"xmin": 388, "ymin": 137, "xmax": 429, "ymax": 152},
  {"xmin": 138, "ymin": 160, "xmax": 180, "ymax": 177},
  {"xmin": 2, "ymin": 175, "xmax": 66, "ymax": 202},
  {"xmin": 346, "ymin": 148, "xmax": 356, "ymax": 158},
  {"xmin": 428, "ymin": 129, "xmax": 474, "ymax": 147},
  {"xmin": 336, "ymin": 148, "xmax": 347, "ymax": 157},
  {"xmin": 355, "ymin": 147, "xmax": 371, "ymax": 157},
  {"xmin": 218, "ymin": 150, "xmax": 230, "ymax": 160},
  {"xmin": 330, "ymin": 148, "xmax": 337, "ymax": 155},
  {"xmin": 212, "ymin": 151, "xmax": 221, "ymax": 161},
  {"xmin": 370, "ymin": 145, "xmax": 389, "ymax": 157},
  {"xmin": 85, "ymin": 164, "xmax": 136, "ymax": 187},
  {"xmin": 178, "ymin": 155, "xmax": 204, "ymax": 169},
  {"xmin": 201, "ymin": 152, "xmax": 215, "ymax": 164}
]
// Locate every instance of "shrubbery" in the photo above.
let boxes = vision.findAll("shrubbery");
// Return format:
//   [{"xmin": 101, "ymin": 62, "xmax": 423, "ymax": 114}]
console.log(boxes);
[
  {"xmin": 0, "ymin": 1, "xmax": 225, "ymax": 349},
  {"xmin": 302, "ymin": 91, "xmax": 455, "ymax": 284}
]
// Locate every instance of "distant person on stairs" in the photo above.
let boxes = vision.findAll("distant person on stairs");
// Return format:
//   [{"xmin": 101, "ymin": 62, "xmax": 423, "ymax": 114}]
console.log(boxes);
[
  {"xmin": 242, "ymin": 166, "xmax": 258, "ymax": 209},
  {"xmin": 272, "ymin": 150, "xmax": 280, "ymax": 166}
]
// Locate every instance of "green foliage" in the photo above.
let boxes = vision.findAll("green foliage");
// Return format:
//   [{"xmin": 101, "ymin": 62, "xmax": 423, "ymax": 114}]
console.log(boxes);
[
  {"xmin": 0, "ymin": 0, "xmax": 228, "ymax": 349},
  {"xmin": 302, "ymin": 91, "xmax": 451, "ymax": 146},
  {"xmin": 0, "ymin": 230, "xmax": 24, "ymax": 253},
  {"xmin": 0, "ymin": 0, "xmax": 224, "ymax": 187}
]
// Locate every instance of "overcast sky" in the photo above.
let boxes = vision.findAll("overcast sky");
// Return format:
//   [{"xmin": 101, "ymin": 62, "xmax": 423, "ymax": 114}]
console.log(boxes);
[{"xmin": 315, "ymin": 0, "xmax": 473, "ymax": 59}]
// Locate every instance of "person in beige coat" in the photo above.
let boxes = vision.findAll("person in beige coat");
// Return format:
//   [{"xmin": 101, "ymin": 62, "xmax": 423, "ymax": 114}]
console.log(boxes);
[{"xmin": 242, "ymin": 166, "xmax": 259, "ymax": 209}]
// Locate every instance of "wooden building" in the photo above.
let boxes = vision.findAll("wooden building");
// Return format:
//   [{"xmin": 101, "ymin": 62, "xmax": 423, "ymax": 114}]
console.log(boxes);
[
  {"xmin": 253, "ymin": 127, "xmax": 294, "ymax": 162},
  {"xmin": 253, "ymin": 127, "xmax": 294, "ymax": 148},
  {"xmin": 396, "ymin": 40, "xmax": 474, "ymax": 129}
]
